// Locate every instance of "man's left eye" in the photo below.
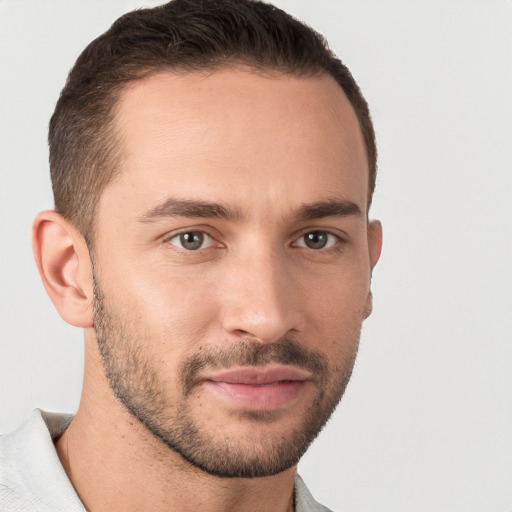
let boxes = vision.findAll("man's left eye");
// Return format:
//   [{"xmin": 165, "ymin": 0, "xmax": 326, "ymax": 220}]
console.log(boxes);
[
  {"xmin": 168, "ymin": 231, "xmax": 214, "ymax": 251},
  {"xmin": 294, "ymin": 231, "xmax": 338, "ymax": 250}
]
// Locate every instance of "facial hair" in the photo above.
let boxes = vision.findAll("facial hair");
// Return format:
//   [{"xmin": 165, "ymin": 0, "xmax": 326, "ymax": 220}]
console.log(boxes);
[{"xmin": 92, "ymin": 272, "xmax": 360, "ymax": 478}]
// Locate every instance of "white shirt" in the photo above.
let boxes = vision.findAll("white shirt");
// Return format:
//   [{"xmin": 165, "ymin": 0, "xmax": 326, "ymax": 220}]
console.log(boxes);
[{"xmin": 0, "ymin": 409, "xmax": 332, "ymax": 512}]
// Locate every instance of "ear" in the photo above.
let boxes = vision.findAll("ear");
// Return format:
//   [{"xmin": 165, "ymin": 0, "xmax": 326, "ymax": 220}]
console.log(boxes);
[
  {"xmin": 32, "ymin": 210, "xmax": 94, "ymax": 328},
  {"xmin": 363, "ymin": 219, "xmax": 383, "ymax": 319},
  {"xmin": 368, "ymin": 219, "xmax": 383, "ymax": 271}
]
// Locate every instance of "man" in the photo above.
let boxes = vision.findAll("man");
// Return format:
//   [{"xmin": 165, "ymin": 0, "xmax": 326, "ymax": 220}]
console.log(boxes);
[{"xmin": 0, "ymin": 0, "xmax": 382, "ymax": 510}]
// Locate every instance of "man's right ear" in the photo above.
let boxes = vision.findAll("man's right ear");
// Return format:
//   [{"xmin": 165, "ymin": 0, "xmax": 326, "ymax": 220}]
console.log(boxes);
[{"xmin": 32, "ymin": 210, "xmax": 94, "ymax": 328}]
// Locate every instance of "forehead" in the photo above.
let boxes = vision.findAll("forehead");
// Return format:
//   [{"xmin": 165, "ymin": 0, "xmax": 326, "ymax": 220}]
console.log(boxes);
[{"xmin": 102, "ymin": 68, "xmax": 368, "ymax": 221}]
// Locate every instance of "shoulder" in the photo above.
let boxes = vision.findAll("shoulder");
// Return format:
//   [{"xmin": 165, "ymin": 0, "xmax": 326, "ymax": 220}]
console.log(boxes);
[
  {"xmin": 0, "ymin": 409, "xmax": 82, "ymax": 512},
  {"xmin": 295, "ymin": 474, "xmax": 335, "ymax": 512}
]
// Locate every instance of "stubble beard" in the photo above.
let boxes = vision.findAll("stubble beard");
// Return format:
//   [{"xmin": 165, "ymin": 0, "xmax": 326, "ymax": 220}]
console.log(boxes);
[{"xmin": 92, "ymin": 274, "xmax": 360, "ymax": 478}]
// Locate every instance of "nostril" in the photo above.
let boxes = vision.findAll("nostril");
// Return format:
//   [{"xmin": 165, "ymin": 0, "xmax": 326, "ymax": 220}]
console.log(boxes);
[{"xmin": 232, "ymin": 328, "xmax": 251, "ymax": 338}]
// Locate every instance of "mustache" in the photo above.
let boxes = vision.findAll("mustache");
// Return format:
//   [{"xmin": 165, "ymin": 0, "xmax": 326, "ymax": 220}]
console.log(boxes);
[{"xmin": 180, "ymin": 338, "xmax": 329, "ymax": 396}]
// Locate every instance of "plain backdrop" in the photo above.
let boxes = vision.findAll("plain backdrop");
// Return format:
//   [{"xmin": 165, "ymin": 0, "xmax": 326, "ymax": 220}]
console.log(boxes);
[{"xmin": 1, "ymin": 1, "xmax": 511, "ymax": 511}]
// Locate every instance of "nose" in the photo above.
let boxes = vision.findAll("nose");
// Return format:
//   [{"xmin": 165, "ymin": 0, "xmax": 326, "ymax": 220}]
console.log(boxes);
[{"xmin": 219, "ymin": 246, "xmax": 304, "ymax": 343}]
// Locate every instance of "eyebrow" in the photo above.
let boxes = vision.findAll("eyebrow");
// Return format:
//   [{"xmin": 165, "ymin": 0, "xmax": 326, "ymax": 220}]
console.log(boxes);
[
  {"xmin": 296, "ymin": 199, "xmax": 362, "ymax": 220},
  {"xmin": 139, "ymin": 198, "xmax": 243, "ymax": 223},
  {"xmin": 138, "ymin": 197, "xmax": 362, "ymax": 223}
]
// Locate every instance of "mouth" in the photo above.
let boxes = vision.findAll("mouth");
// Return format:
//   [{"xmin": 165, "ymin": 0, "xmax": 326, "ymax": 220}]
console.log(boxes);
[{"xmin": 202, "ymin": 365, "xmax": 311, "ymax": 410}]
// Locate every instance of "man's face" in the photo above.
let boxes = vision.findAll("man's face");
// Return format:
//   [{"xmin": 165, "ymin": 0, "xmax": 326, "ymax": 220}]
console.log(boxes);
[{"xmin": 90, "ymin": 68, "xmax": 379, "ymax": 477}]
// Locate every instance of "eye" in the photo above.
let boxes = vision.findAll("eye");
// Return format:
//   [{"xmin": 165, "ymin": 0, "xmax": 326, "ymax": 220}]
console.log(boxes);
[
  {"xmin": 167, "ymin": 231, "xmax": 214, "ymax": 251},
  {"xmin": 295, "ymin": 230, "xmax": 338, "ymax": 250}
]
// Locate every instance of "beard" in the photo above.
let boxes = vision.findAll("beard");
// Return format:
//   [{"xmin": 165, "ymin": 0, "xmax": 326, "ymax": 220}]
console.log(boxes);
[{"xmin": 92, "ymin": 273, "xmax": 360, "ymax": 478}]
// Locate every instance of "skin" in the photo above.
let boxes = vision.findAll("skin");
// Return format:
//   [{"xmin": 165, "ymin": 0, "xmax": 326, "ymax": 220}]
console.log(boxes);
[{"xmin": 33, "ymin": 68, "xmax": 382, "ymax": 512}]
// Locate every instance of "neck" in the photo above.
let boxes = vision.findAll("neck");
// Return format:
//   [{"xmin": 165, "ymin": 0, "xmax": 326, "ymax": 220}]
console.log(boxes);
[{"xmin": 55, "ymin": 338, "xmax": 296, "ymax": 512}]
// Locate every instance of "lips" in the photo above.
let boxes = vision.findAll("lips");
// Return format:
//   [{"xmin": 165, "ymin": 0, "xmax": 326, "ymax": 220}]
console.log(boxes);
[{"xmin": 202, "ymin": 364, "xmax": 311, "ymax": 410}]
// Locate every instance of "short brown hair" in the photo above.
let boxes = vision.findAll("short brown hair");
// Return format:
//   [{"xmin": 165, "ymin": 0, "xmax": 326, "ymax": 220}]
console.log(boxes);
[{"xmin": 49, "ymin": 0, "xmax": 377, "ymax": 239}]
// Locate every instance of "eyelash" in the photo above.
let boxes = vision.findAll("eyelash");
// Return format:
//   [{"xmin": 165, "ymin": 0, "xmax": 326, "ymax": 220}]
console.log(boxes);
[
  {"xmin": 165, "ymin": 231, "xmax": 220, "ymax": 251},
  {"xmin": 164, "ymin": 229, "xmax": 344, "ymax": 253},
  {"xmin": 292, "ymin": 231, "xmax": 341, "ymax": 250}
]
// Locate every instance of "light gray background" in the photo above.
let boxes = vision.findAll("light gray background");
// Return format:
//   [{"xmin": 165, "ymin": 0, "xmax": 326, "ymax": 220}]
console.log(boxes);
[{"xmin": 1, "ymin": 1, "xmax": 511, "ymax": 511}]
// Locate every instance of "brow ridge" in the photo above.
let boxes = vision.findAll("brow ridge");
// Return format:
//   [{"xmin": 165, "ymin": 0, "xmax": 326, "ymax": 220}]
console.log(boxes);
[
  {"xmin": 139, "ymin": 198, "xmax": 243, "ymax": 223},
  {"xmin": 296, "ymin": 199, "xmax": 362, "ymax": 220},
  {"xmin": 139, "ymin": 196, "xmax": 361, "ymax": 223}
]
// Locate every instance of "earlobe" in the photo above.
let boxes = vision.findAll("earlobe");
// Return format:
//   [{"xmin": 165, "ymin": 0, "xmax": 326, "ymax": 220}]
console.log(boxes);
[{"xmin": 32, "ymin": 210, "xmax": 94, "ymax": 328}]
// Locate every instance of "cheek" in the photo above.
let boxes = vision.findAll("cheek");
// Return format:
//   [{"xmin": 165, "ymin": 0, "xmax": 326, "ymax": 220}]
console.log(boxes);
[
  {"xmin": 301, "ymin": 268, "xmax": 370, "ymax": 350},
  {"xmin": 117, "ymin": 268, "xmax": 220, "ymax": 349},
  {"xmin": 307, "ymin": 267, "xmax": 370, "ymax": 319}
]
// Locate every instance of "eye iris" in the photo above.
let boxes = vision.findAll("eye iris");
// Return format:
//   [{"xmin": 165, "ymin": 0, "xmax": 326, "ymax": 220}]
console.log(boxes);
[
  {"xmin": 304, "ymin": 231, "xmax": 328, "ymax": 249},
  {"xmin": 179, "ymin": 232, "xmax": 204, "ymax": 250}
]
